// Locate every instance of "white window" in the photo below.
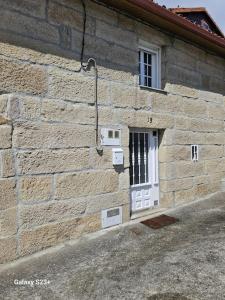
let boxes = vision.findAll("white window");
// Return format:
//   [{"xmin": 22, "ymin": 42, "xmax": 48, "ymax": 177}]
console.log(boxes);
[
  {"xmin": 191, "ymin": 145, "xmax": 199, "ymax": 162},
  {"xmin": 139, "ymin": 47, "xmax": 161, "ymax": 89}
]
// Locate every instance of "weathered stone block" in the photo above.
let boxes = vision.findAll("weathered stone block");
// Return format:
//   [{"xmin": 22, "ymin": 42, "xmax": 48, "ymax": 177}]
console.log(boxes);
[
  {"xmin": 55, "ymin": 170, "xmax": 119, "ymax": 199},
  {"xmin": 0, "ymin": 237, "xmax": 17, "ymax": 263},
  {"xmin": 98, "ymin": 106, "xmax": 116, "ymax": 126},
  {"xmin": 119, "ymin": 169, "xmax": 130, "ymax": 190},
  {"xmin": 136, "ymin": 22, "xmax": 171, "ymax": 46},
  {"xmin": 173, "ymin": 39, "xmax": 204, "ymax": 60},
  {"xmin": 194, "ymin": 175, "xmax": 210, "ymax": 185},
  {"xmin": 113, "ymin": 109, "xmax": 135, "ymax": 126},
  {"xmin": 194, "ymin": 183, "xmax": 209, "ymax": 198},
  {"xmin": 161, "ymin": 129, "xmax": 174, "ymax": 146},
  {"xmin": 174, "ymin": 130, "xmax": 190, "ymax": 145},
  {"xmin": 200, "ymin": 145, "xmax": 223, "ymax": 160},
  {"xmin": 159, "ymin": 162, "xmax": 176, "ymax": 180},
  {"xmin": 118, "ymin": 14, "xmax": 135, "ymax": 31},
  {"xmin": 17, "ymin": 149, "xmax": 90, "ymax": 175},
  {"xmin": 111, "ymin": 83, "xmax": 150, "ymax": 109},
  {"xmin": 48, "ymin": 67, "xmax": 110, "ymax": 103},
  {"xmin": 19, "ymin": 214, "xmax": 100, "ymax": 256},
  {"xmin": 0, "ymin": 207, "xmax": 17, "ymax": 238},
  {"xmin": 151, "ymin": 94, "xmax": 183, "ymax": 114},
  {"xmin": 204, "ymin": 133, "xmax": 225, "ymax": 145},
  {"xmin": 0, "ymin": 125, "xmax": 12, "ymax": 149},
  {"xmin": 207, "ymin": 103, "xmax": 225, "ymax": 120},
  {"xmin": 183, "ymin": 98, "xmax": 207, "ymax": 117},
  {"xmin": 159, "ymin": 145, "xmax": 190, "ymax": 163},
  {"xmin": 0, "ymin": 115, "xmax": 10, "ymax": 125},
  {"xmin": 121, "ymin": 127, "xmax": 130, "ymax": 148},
  {"xmin": 122, "ymin": 203, "xmax": 130, "ymax": 223},
  {"xmin": 89, "ymin": 148, "xmax": 113, "ymax": 170},
  {"xmin": 176, "ymin": 161, "xmax": 205, "ymax": 178},
  {"xmin": 0, "ymin": 57, "xmax": 47, "ymax": 95},
  {"xmin": 188, "ymin": 118, "xmax": 223, "ymax": 132},
  {"xmin": 19, "ymin": 176, "xmax": 52, "ymax": 202},
  {"xmin": 72, "ymin": 31, "xmax": 136, "ymax": 69},
  {"xmin": 205, "ymin": 158, "xmax": 225, "ymax": 174},
  {"xmin": 190, "ymin": 132, "xmax": 205, "ymax": 144},
  {"xmin": 160, "ymin": 192, "xmax": 174, "ymax": 208},
  {"xmin": 128, "ymin": 111, "xmax": 174, "ymax": 129},
  {"xmin": 175, "ymin": 114, "xmax": 189, "ymax": 130},
  {"xmin": 165, "ymin": 84, "xmax": 198, "ymax": 98},
  {"xmin": 19, "ymin": 198, "xmax": 87, "ymax": 229},
  {"xmin": 53, "ymin": 0, "xmax": 83, "ymax": 11},
  {"xmin": 166, "ymin": 47, "xmax": 197, "ymax": 71},
  {"xmin": 8, "ymin": 95, "xmax": 41, "ymax": 121},
  {"xmin": 159, "ymin": 146, "xmax": 174, "ymax": 163},
  {"xmin": 108, "ymin": 43, "xmax": 137, "ymax": 68},
  {"xmin": 1, "ymin": 150, "xmax": 15, "ymax": 177},
  {"xmin": 0, "ymin": 0, "xmax": 46, "ymax": 18},
  {"xmin": 41, "ymin": 99, "xmax": 95, "ymax": 124},
  {"xmin": 48, "ymin": 1, "xmax": 95, "ymax": 35},
  {"xmin": 0, "ymin": 41, "xmax": 82, "ymax": 72},
  {"xmin": 160, "ymin": 178, "xmax": 193, "ymax": 192},
  {"xmin": 96, "ymin": 20, "xmax": 137, "ymax": 49},
  {"xmin": 0, "ymin": 94, "xmax": 8, "ymax": 114},
  {"xmin": 0, "ymin": 9, "xmax": 59, "ymax": 44},
  {"xmin": 198, "ymin": 90, "xmax": 224, "ymax": 104},
  {"xmin": 0, "ymin": 179, "xmax": 16, "ymax": 210},
  {"xmin": 208, "ymin": 180, "xmax": 221, "ymax": 193},
  {"xmin": 13, "ymin": 123, "xmax": 95, "ymax": 149},
  {"xmin": 175, "ymin": 146, "xmax": 191, "ymax": 161},
  {"xmin": 59, "ymin": 24, "xmax": 71, "ymax": 50},
  {"xmin": 97, "ymin": 65, "xmax": 134, "ymax": 84},
  {"xmin": 175, "ymin": 187, "xmax": 195, "ymax": 205},
  {"xmin": 86, "ymin": 190, "xmax": 129, "ymax": 214}
]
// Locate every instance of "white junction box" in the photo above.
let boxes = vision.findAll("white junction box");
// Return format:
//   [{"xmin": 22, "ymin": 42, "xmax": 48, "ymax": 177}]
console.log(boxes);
[
  {"xmin": 101, "ymin": 207, "xmax": 122, "ymax": 229},
  {"xmin": 101, "ymin": 128, "xmax": 121, "ymax": 146},
  {"xmin": 112, "ymin": 148, "xmax": 124, "ymax": 165}
]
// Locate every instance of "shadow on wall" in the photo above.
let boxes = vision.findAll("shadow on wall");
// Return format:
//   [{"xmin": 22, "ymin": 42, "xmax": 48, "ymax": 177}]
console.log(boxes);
[{"xmin": 0, "ymin": 0, "xmax": 225, "ymax": 95}]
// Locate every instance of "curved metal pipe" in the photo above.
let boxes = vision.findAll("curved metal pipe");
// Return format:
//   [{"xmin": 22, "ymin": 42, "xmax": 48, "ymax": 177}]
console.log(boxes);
[{"xmin": 84, "ymin": 58, "xmax": 103, "ymax": 154}]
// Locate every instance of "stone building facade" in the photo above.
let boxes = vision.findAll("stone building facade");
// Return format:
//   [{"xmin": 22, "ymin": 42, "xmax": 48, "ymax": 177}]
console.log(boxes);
[{"xmin": 0, "ymin": 0, "xmax": 225, "ymax": 264}]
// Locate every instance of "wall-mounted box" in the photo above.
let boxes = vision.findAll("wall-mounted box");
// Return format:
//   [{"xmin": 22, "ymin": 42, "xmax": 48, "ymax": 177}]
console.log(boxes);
[
  {"xmin": 101, "ymin": 207, "xmax": 122, "ymax": 228},
  {"xmin": 101, "ymin": 128, "xmax": 121, "ymax": 146},
  {"xmin": 112, "ymin": 148, "xmax": 124, "ymax": 165}
]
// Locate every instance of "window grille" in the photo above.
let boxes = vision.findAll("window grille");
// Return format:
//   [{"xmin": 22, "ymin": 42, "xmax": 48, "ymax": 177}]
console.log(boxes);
[{"xmin": 191, "ymin": 145, "xmax": 199, "ymax": 162}]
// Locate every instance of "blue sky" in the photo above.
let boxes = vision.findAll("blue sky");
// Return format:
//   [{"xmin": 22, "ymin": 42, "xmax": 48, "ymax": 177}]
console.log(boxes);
[{"xmin": 157, "ymin": 0, "xmax": 225, "ymax": 33}]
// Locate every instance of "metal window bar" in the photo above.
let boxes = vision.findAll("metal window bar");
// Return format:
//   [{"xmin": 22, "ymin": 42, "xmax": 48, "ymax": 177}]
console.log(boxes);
[
  {"xmin": 138, "ymin": 133, "xmax": 141, "ymax": 184},
  {"xmin": 132, "ymin": 132, "xmax": 135, "ymax": 184},
  {"xmin": 130, "ymin": 132, "xmax": 150, "ymax": 186},
  {"xmin": 154, "ymin": 134, "xmax": 158, "ymax": 184}
]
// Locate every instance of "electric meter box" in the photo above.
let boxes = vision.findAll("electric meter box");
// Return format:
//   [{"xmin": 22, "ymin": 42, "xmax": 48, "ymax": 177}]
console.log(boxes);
[
  {"xmin": 101, "ymin": 206, "xmax": 122, "ymax": 229},
  {"xmin": 101, "ymin": 128, "xmax": 121, "ymax": 146},
  {"xmin": 112, "ymin": 148, "xmax": 124, "ymax": 165}
]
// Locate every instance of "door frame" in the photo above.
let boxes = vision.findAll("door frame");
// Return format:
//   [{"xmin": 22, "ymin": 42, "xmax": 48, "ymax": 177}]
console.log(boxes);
[{"xmin": 129, "ymin": 128, "xmax": 160, "ymax": 214}]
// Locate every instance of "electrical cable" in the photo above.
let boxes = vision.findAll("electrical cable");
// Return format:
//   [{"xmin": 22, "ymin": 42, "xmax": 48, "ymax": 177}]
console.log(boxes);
[
  {"xmin": 73, "ymin": 0, "xmax": 86, "ymax": 72},
  {"xmin": 80, "ymin": 0, "xmax": 87, "ymax": 68},
  {"xmin": 74, "ymin": 0, "xmax": 102, "ymax": 153}
]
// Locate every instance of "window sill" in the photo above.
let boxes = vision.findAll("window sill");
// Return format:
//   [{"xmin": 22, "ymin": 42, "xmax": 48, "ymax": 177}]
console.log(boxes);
[{"xmin": 139, "ymin": 85, "xmax": 168, "ymax": 95}]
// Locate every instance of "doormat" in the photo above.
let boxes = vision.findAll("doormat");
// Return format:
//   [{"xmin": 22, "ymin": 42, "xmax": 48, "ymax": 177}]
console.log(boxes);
[{"xmin": 141, "ymin": 214, "xmax": 179, "ymax": 229}]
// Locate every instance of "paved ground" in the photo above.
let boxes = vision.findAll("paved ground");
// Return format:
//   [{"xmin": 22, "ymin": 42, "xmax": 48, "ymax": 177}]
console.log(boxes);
[{"xmin": 1, "ymin": 192, "xmax": 225, "ymax": 300}]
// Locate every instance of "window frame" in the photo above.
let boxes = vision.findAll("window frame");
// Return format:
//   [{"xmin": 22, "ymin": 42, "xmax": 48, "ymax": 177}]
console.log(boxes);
[
  {"xmin": 191, "ymin": 145, "xmax": 199, "ymax": 162},
  {"xmin": 139, "ymin": 44, "xmax": 161, "ymax": 90}
]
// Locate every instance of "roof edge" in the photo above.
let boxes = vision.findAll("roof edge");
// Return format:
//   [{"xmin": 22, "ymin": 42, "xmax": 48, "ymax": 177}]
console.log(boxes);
[
  {"xmin": 170, "ymin": 6, "xmax": 224, "ymax": 38},
  {"xmin": 98, "ymin": 0, "xmax": 225, "ymax": 58}
]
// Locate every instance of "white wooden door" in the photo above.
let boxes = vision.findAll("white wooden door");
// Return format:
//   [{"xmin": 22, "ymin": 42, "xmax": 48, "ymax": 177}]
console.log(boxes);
[{"xmin": 129, "ymin": 130, "xmax": 159, "ymax": 213}]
